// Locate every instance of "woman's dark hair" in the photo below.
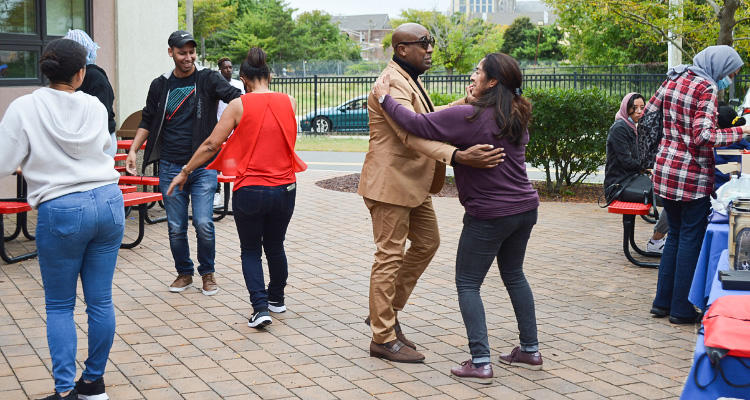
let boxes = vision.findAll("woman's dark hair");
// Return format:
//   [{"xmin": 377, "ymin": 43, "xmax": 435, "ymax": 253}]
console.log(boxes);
[
  {"xmin": 240, "ymin": 47, "xmax": 270, "ymax": 82},
  {"xmin": 39, "ymin": 39, "xmax": 87, "ymax": 84},
  {"xmin": 626, "ymin": 94, "xmax": 645, "ymax": 116},
  {"xmin": 718, "ymin": 104, "xmax": 746, "ymax": 128},
  {"xmin": 467, "ymin": 53, "xmax": 531, "ymax": 144}
]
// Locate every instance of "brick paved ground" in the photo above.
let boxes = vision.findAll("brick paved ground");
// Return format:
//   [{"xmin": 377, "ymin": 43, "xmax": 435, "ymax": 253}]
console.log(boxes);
[{"xmin": 0, "ymin": 170, "xmax": 698, "ymax": 399}]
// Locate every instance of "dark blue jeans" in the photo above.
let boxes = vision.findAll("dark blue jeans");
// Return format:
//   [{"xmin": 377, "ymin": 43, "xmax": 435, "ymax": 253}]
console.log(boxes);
[
  {"xmin": 159, "ymin": 160, "xmax": 217, "ymax": 276},
  {"xmin": 36, "ymin": 184, "xmax": 124, "ymax": 393},
  {"xmin": 233, "ymin": 183, "xmax": 296, "ymax": 313},
  {"xmin": 653, "ymin": 196, "xmax": 710, "ymax": 319},
  {"xmin": 456, "ymin": 209, "xmax": 539, "ymax": 364}
]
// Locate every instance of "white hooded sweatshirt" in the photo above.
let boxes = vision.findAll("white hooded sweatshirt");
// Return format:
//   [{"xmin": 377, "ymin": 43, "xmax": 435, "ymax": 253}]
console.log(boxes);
[{"xmin": 0, "ymin": 88, "xmax": 120, "ymax": 208}]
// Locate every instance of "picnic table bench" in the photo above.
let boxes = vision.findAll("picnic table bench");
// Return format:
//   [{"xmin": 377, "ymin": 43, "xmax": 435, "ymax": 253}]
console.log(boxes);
[
  {"xmin": 121, "ymin": 192, "xmax": 163, "ymax": 249},
  {"xmin": 0, "ymin": 201, "xmax": 36, "ymax": 263},
  {"xmin": 608, "ymin": 200, "xmax": 661, "ymax": 268}
]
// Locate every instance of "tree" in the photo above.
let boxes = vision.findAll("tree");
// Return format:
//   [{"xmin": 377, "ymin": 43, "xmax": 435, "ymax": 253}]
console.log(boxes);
[
  {"xmin": 178, "ymin": 0, "xmax": 236, "ymax": 57},
  {"xmin": 501, "ymin": 17, "xmax": 534, "ymax": 56},
  {"xmin": 385, "ymin": 10, "xmax": 498, "ymax": 74},
  {"xmin": 214, "ymin": 0, "xmax": 297, "ymax": 63},
  {"xmin": 292, "ymin": 11, "xmax": 361, "ymax": 61},
  {"xmin": 545, "ymin": 0, "xmax": 750, "ymax": 63},
  {"xmin": 557, "ymin": 9, "xmax": 663, "ymax": 65}
]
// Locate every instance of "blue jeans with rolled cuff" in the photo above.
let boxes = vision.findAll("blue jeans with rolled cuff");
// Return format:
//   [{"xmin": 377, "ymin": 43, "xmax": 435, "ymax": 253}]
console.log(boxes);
[{"xmin": 36, "ymin": 183, "xmax": 124, "ymax": 393}]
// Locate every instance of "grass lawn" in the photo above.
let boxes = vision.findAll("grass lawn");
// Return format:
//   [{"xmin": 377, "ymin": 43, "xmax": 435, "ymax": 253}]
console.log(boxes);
[{"xmin": 295, "ymin": 135, "xmax": 369, "ymax": 152}]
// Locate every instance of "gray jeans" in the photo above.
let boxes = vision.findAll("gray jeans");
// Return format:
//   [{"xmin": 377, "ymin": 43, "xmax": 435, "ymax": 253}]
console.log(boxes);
[
  {"xmin": 654, "ymin": 208, "xmax": 669, "ymax": 235},
  {"xmin": 456, "ymin": 209, "xmax": 539, "ymax": 364}
]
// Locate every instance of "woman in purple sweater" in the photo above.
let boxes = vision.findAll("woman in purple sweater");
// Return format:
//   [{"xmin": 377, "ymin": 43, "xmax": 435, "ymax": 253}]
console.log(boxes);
[{"xmin": 373, "ymin": 52, "xmax": 541, "ymax": 383}]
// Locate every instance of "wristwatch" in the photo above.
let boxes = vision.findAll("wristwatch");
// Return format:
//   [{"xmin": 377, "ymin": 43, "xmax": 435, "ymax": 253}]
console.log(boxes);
[
  {"xmin": 181, "ymin": 165, "xmax": 193, "ymax": 175},
  {"xmin": 378, "ymin": 94, "xmax": 386, "ymax": 104}
]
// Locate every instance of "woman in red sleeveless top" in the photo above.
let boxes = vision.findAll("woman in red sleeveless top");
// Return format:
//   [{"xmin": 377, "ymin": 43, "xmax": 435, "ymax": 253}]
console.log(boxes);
[{"xmin": 167, "ymin": 47, "xmax": 304, "ymax": 328}]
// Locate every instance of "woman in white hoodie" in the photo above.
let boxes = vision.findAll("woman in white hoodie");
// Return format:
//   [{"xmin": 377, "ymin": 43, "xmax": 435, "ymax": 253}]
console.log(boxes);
[{"xmin": 0, "ymin": 39, "xmax": 123, "ymax": 400}]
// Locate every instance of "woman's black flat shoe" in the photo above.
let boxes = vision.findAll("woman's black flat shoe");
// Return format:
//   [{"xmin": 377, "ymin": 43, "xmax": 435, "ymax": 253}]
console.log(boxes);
[
  {"xmin": 650, "ymin": 306, "xmax": 669, "ymax": 318},
  {"xmin": 668, "ymin": 314, "xmax": 702, "ymax": 325}
]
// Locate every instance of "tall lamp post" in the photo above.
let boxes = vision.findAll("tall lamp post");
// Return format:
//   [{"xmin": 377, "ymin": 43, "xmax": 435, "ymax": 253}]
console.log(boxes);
[{"xmin": 534, "ymin": 20, "xmax": 544, "ymax": 67}]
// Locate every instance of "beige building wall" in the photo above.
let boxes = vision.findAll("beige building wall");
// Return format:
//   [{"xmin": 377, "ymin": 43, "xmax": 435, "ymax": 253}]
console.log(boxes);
[
  {"xmin": 0, "ymin": 0, "xmax": 117, "ymax": 198},
  {"xmin": 114, "ymin": 0, "xmax": 178, "ymax": 126},
  {"xmin": 0, "ymin": 0, "xmax": 177, "ymax": 198}
]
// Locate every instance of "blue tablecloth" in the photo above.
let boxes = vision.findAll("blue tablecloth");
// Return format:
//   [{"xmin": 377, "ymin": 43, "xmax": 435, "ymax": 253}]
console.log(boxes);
[
  {"xmin": 681, "ymin": 249, "xmax": 750, "ymax": 399},
  {"xmin": 689, "ymin": 223, "xmax": 729, "ymax": 311},
  {"xmin": 680, "ymin": 331, "xmax": 750, "ymax": 399}
]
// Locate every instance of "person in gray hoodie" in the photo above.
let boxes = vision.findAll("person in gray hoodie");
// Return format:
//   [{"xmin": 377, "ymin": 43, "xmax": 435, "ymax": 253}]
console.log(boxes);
[{"xmin": 0, "ymin": 39, "xmax": 123, "ymax": 400}]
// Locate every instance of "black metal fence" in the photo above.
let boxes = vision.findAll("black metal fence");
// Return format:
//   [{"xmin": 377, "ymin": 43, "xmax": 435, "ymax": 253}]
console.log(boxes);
[{"xmin": 271, "ymin": 73, "xmax": 750, "ymax": 133}]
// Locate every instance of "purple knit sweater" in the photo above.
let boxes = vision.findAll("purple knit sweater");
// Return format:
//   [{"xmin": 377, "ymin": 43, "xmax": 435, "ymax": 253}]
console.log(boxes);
[{"xmin": 382, "ymin": 94, "xmax": 539, "ymax": 219}]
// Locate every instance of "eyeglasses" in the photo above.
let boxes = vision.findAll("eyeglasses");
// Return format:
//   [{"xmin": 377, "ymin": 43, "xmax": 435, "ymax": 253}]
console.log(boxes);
[{"xmin": 397, "ymin": 36, "xmax": 435, "ymax": 50}]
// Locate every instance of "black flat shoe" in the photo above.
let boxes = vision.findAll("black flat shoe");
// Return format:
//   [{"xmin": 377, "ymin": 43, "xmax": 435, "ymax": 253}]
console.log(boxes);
[
  {"xmin": 669, "ymin": 314, "xmax": 702, "ymax": 325},
  {"xmin": 650, "ymin": 306, "xmax": 669, "ymax": 318}
]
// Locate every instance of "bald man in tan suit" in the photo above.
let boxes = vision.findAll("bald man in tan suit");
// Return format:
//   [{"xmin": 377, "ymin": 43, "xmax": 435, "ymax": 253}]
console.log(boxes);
[{"xmin": 359, "ymin": 23, "xmax": 503, "ymax": 363}]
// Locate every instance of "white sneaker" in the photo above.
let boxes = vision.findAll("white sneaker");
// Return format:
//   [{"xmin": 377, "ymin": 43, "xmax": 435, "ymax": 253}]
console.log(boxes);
[
  {"xmin": 213, "ymin": 192, "xmax": 223, "ymax": 208},
  {"xmin": 268, "ymin": 301, "xmax": 286, "ymax": 313},
  {"xmin": 646, "ymin": 237, "xmax": 666, "ymax": 254}
]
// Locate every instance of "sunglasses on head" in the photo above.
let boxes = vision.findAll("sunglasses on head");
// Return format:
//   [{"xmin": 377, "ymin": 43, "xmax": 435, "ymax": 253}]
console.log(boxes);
[{"xmin": 397, "ymin": 36, "xmax": 435, "ymax": 50}]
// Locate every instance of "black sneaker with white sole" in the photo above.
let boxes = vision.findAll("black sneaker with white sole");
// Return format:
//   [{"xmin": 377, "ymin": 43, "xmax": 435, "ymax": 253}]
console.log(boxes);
[
  {"xmin": 75, "ymin": 376, "xmax": 108, "ymax": 400},
  {"xmin": 248, "ymin": 310, "xmax": 272, "ymax": 328},
  {"xmin": 268, "ymin": 301, "xmax": 286, "ymax": 313}
]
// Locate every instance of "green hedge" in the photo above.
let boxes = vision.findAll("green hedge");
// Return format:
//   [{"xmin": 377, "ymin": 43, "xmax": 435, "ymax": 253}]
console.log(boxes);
[
  {"xmin": 430, "ymin": 92, "xmax": 465, "ymax": 106},
  {"xmin": 525, "ymin": 87, "xmax": 619, "ymax": 193}
]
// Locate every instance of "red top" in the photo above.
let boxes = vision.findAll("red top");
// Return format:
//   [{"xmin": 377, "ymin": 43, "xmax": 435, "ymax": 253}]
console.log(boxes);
[{"xmin": 207, "ymin": 93, "xmax": 298, "ymax": 189}]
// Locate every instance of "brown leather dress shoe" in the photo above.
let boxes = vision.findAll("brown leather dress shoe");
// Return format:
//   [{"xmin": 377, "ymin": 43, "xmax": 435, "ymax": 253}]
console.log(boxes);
[
  {"xmin": 365, "ymin": 317, "xmax": 417, "ymax": 350},
  {"xmin": 369, "ymin": 340, "xmax": 425, "ymax": 363}
]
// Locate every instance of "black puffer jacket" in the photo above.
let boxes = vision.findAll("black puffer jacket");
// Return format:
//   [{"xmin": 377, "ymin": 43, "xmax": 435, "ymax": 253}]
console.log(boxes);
[
  {"xmin": 604, "ymin": 118, "xmax": 642, "ymax": 201},
  {"xmin": 137, "ymin": 66, "xmax": 241, "ymax": 173}
]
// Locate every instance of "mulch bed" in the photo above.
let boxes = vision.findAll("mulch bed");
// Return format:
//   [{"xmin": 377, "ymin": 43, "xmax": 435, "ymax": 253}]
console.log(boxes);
[{"xmin": 315, "ymin": 173, "xmax": 603, "ymax": 203}]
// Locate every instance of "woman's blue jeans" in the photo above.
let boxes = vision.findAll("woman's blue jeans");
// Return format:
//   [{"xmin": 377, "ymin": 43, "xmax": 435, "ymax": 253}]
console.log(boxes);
[
  {"xmin": 455, "ymin": 209, "xmax": 539, "ymax": 364},
  {"xmin": 36, "ymin": 184, "xmax": 124, "ymax": 393},
  {"xmin": 653, "ymin": 196, "xmax": 710, "ymax": 319},
  {"xmin": 232, "ymin": 184, "xmax": 296, "ymax": 313},
  {"xmin": 159, "ymin": 160, "xmax": 217, "ymax": 276}
]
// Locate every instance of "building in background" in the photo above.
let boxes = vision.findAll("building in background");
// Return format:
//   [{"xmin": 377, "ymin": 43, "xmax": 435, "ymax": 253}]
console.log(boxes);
[
  {"xmin": 449, "ymin": 0, "xmax": 557, "ymax": 25},
  {"xmin": 0, "ymin": 0, "xmax": 178, "ymax": 197},
  {"xmin": 331, "ymin": 14, "xmax": 392, "ymax": 61}
]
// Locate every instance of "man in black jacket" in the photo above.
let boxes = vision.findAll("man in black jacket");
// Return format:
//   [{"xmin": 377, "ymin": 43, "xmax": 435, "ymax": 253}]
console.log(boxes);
[{"xmin": 125, "ymin": 30, "xmax": 241, "ymax": 296}]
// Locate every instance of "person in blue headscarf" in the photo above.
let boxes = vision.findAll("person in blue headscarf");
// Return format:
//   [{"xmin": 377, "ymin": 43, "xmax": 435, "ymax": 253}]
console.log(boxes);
[
  {"xmin": 645, "ymin": 45, "xmax": 750, "ymax": 325},
  {"xmin": 63, "ymin": 29, "xmax": 117, "ymax": 156}
]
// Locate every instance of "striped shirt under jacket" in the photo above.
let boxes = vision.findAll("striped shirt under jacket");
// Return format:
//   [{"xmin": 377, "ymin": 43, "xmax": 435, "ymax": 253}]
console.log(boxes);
[{"xmin": 645, "ymin": 71, "xmax": 744, "ymax": 201}]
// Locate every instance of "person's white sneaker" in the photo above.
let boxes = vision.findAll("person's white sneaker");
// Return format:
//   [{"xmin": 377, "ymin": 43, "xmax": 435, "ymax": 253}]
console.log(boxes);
[
  {"xmin": 646, "ymin": 237, "xmax": 666, "ymax": 254},
  {"xmin": 213, "ymin": 192, "xmax": 223, "ymax": 208}
]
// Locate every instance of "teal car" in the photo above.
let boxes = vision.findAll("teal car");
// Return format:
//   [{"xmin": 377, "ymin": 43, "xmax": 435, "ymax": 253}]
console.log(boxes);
[{"xmin": 299, "ymin": 95, "xmax": 369, "ymax": 132}]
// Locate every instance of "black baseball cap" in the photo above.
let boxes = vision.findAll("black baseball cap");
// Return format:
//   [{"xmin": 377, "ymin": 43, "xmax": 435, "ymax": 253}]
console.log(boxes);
[{"xmin": 168, "ymin": 30, "xmax": 197, "ymax": 48}]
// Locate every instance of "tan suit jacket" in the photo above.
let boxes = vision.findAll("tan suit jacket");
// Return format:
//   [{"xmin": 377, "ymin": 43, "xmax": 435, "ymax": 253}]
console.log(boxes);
[{"xmin": 357, "ymin": 61, "xmax": 457, "ymax": 208}]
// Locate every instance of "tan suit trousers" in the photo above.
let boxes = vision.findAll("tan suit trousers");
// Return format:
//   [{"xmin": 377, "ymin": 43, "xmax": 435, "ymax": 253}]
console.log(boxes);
[{"xmin": 364, "ymin": 196, "xmax": 440, "ymax": 344}]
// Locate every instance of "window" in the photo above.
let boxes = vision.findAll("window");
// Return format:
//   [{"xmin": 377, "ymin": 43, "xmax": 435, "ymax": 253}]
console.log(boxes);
[{"xmin": 0, "ymin": 0, "xmax": 91, "ymax": 86}]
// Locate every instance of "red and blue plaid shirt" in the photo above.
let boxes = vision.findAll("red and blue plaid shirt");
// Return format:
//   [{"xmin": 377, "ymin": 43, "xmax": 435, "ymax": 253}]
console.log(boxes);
[{"xmin": 645, "ymin": 71, "xmax": 744, "ymax": 201}]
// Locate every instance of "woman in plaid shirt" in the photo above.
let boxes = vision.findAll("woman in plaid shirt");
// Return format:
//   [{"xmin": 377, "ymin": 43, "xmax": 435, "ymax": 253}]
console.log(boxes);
[{"xmin": 646, "ymin": 46, "xmax": 750, "ymax": 324}]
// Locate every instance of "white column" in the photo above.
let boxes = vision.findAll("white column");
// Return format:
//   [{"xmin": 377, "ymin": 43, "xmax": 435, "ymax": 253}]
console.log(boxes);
[{"xmin": 667, "ymin": 0, "xmax": 683, "ymax": 68}]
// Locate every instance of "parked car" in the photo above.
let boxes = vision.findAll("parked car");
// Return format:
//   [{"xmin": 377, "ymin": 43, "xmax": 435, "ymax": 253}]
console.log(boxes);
[{"xmin": 299, "ymin": 95, "xmax": 369, "ymax": 132}]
